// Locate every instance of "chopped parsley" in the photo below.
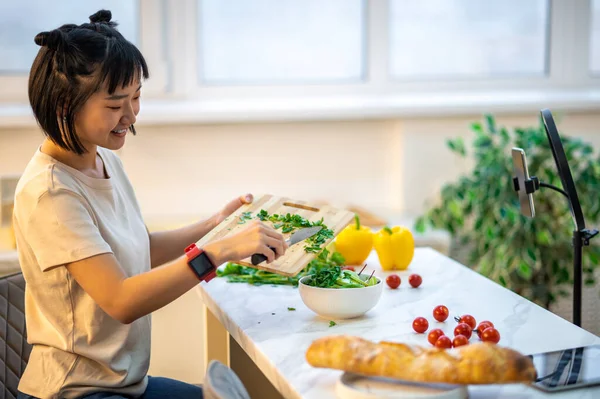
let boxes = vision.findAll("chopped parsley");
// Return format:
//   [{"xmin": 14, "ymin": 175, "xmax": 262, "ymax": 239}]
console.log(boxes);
[
  {"xmin": 238, "ymin": 211, "xmax": 253, "ymax": 224},
  {"xmin": 232, "ymin": 209, "xmax": 334, "ymax": 253}
]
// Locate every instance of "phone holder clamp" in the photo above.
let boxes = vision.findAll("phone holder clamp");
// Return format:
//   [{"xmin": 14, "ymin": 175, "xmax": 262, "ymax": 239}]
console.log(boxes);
[{"xmin": 513, "ymin": 176, "xmax": 540, "ymax": 195}]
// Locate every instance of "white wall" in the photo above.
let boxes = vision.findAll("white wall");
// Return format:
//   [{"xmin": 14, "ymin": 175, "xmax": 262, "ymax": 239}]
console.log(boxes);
[
  {"xmin": 122, "ymin": 112, "xmax": 600, "ymax": 221},
  {"xmin": 3, "ymin": 112, "xmax": 600, "ymax": 221},
  {"xmin": 118, "ymin": 120, "xmax": 398, "ymax": 223},
  {"xmin": 1, "ymin": 111, "xmax": 599, "ymax": 383}
]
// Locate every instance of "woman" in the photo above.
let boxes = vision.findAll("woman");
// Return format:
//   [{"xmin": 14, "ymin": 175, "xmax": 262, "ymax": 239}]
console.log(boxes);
[{"xmin": 13, "ymin": 9, "xmax": 287, "ymax": 399}]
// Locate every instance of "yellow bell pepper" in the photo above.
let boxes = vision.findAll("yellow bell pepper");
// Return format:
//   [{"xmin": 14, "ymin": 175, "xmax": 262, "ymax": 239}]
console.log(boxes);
[
  {"xmin": 374, "ymin": 226, "xmax": 415, "ymax": 270},
  {"xmin": 334, "ymin": 215, "xmax": 373, "ymax": 265}
]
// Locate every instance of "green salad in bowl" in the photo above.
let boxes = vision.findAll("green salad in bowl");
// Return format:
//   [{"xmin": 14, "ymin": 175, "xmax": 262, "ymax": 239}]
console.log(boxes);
[
  {"xmin": 304, "ymin": 266, "xmax": 379, "ymax": 289},
  {"xmin": 216, "ymin": 249, "xmax": 383, "ymax": 319},
  {"xmin": 299, "ymin": 254, "xmax": 383, "ymax": 319}
]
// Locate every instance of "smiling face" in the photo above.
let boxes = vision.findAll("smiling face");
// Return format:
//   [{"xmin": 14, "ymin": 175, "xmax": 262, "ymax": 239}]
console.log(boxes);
[{"xmin": 73, "ymin": 80, "xmax": 142, "ymax": 152}]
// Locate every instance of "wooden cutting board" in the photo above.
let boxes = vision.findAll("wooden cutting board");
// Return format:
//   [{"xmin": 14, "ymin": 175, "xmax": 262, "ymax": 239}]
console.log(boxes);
[
  {"xmin": 313, "ymin": 200, "xmax": 388, "ymax": 227},
  {"xmin": 195, "ymin": 194, "xmax": 355, "ymax": 276}
]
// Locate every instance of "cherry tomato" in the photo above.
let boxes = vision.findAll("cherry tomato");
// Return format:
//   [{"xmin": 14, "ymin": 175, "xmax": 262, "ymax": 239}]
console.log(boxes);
[
  {"xmin": 455, "ymin": 314, "xmax": 477, "ymax": 330},
  {"xmin": 476, "ymin": 322, "xmax": 493, "ymax": 339},
  {"xmin": 427, "ymin": 328, "xmax": 445, "ymax": 346},
  {"xmin": 477, "ymin": 320, "xmax": 494, "ymax": 335},
  {"xmin": 386, "ymin": 274, "xmax": 401, "ymax": 289},
  {"xmin": 412, "ymin": 317, "xmax": 429, "ymax": 333},
  {"xmin": 433, "ymin": 305, "xmax": 449, "ymax": 322},
  {"xmin": 453, "ymin": 335, "xmax": 469, "ymax": 347},
  {"xmin": 435, "ymin": 335, "xmax": 452, "ymax": 349},
  {"xmin": 408, "ymin": 274, "xmax": 422, "ymax": 288},
  {"xmin": 481, "ymin": 327, "xmax": 501, "ymax": 344},
  {"xmin": 342, "ymin": 266, "xmax": 355, "ymax": 271},
  {"xmin": 454, "ymin": 323, "xmax": 472, "ymax": 339}
]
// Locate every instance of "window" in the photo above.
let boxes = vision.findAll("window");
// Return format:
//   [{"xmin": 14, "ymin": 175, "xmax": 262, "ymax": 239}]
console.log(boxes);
[
  {"xmin": 592, "ymin": 0, "xmax": 600, "ymax": 74},
  {"xmin": 0, "ymin": 0, "xmax": 138, "ymax": 74},
  {"xmin": 389, "ymin": 0, "xmax": 549, "ymax": 79},
  {"xmin": 197, "ymin": 0, "xmax": 365, "ymax": 84},
  {"xmin": 1, "ymin": 0, "xmax": 598, "ymax": 113}
]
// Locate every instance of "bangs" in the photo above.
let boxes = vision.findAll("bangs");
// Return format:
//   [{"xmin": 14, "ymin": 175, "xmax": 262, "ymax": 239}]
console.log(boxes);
[{"xmin": 98, "ymin": 38, "xmax": 149, "ymax": 94}]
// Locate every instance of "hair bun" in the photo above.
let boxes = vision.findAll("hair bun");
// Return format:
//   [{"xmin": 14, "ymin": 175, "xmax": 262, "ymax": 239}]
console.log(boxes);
[
  {"xmin": 89, "ymin": 9, "xmax": 112, "ymax": 23},
  {"xmin": 34, "ymin": 29, "xmax": 65, "ymax": 50}
]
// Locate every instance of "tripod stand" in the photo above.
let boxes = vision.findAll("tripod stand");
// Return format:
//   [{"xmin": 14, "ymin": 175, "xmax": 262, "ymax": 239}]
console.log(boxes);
[{"xmin": 512, "ymin": 109, "xmax": 598, "ymax": 328}]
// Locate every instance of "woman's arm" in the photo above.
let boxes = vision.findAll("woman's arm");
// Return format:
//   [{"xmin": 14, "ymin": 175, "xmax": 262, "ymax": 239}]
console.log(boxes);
[
  {"xmin": 148, "ymin": 216, "xmax": 217, "ymax": 268},
  {"xmin": 147, "ymin": 194, "xmax": 254, "ymax": 268},
  {"xmin": 67, "ymin": 220, "xmax": 288, "ymax": 324}
]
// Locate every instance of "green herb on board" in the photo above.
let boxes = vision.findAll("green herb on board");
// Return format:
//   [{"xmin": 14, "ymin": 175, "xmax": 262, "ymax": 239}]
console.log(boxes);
[
  {"xmin": 238, "ymin": 211, "xmax": 253, "ymax": 224},
  {"xmin": 217, "ymin": 249, "xmax": 344, "ymax": 287}
]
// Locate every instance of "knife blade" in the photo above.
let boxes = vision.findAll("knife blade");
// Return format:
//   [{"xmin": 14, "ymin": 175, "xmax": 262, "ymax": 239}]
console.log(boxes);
[{"xmin": 251, "ymin": 226, "xmax": 322, "ymax": 265}]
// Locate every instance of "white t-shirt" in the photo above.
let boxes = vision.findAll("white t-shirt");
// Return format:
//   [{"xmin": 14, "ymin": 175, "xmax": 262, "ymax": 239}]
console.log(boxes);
[{"xmin": 13, "ymin": 146, "xmax": 151, "ymax": 398}]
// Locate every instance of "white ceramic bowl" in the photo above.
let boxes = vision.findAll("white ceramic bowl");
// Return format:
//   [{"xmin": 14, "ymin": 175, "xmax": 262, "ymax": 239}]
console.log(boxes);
[{"xmin": 298, "ymin": 274, "xmax": 383, "ymax": 320}]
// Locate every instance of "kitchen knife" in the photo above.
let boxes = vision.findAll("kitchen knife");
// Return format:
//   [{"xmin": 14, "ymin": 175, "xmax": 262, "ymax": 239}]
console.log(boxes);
[{"xmin": 251, "ymin": 225, "xmax": 323, "ymax": 265}]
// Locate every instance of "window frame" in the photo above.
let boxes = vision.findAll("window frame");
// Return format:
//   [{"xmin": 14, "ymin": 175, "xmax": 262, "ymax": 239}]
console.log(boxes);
[
  {"xmin": 1, "ymin": 0, "xmax": 599, "ymax": 121},
  {"xmin": 591, "ymin": 0, "xmax": 600, "ymax": 75},
  {"xmin": 158, "ymin": 0, "xmax": 599, "ymax": 101},
  {"xmin": 0, "ymin": 0, "xmax": 168, "ymax": 103}
]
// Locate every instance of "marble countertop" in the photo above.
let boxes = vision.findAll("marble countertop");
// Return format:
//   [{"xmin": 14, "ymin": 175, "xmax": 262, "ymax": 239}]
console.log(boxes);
[{"xmin": 197, "ymin": 248, "xmax": 600, "ymax": 399}]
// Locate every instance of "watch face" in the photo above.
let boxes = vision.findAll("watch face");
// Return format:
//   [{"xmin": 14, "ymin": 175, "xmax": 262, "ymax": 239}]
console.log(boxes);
[{"xmin": 189, "ymin": 253, "xmax": 214, "ymax": 278}]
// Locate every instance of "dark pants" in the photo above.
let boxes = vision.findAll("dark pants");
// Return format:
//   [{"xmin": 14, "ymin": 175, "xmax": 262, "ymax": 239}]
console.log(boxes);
[{"xmin": 17, "ymin": 376, "xmax": 203, "ymax": 399}]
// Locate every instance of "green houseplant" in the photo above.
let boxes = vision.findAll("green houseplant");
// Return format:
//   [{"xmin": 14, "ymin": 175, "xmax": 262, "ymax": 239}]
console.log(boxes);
[{"xmin": 415, "ymin": 114, "xmax": 600, "ymax": 309}]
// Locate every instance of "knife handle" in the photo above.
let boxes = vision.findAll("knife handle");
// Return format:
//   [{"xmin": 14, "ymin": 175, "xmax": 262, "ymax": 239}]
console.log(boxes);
[
  {"xmin": 251, "ymin": 237, "xmax": 293, "ymax": 265},
  {"xmin": 251, "ymin": 247, "xmax": 276, "ymax": 265}
]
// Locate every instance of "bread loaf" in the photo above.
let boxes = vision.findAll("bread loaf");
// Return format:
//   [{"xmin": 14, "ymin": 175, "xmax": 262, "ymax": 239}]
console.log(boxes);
[{"xmin": 306, "ymin": 335, "xmax": 536, "ymax": 385}]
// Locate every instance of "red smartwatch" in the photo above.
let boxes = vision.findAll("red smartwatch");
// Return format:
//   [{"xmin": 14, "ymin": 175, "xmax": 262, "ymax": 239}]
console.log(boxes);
[{"xmin": 184, "ymin": 243, "xmax": 217, "ymax": 282}]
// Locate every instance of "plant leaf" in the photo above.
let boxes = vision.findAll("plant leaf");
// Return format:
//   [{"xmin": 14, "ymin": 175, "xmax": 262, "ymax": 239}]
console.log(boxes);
[
  {"xmin": 447, "ymin": 137, "xmax": 467, "ymax": 157},
  {"xmin": 500, "ymin": 127, "xmax": 510, "ymax": 143},
  {"xmin": 485, "ymin": 114, "xmax": 497, "ymax": 134},
  {"xmin": 557, "ymin": 267, "xmax": 570, "ymax": 285},
  {"xmin": 585, "ymin": 278, "xmax": 595, "ymax": 286},
  {"xmin": 471, "ymin": 122, "xmax": 483, "ymax": 134},
  {"xmin": 414, "ymin": 217, "xmax": 427, "ymax": 234},
  {"xmin": 517, "ymin": 262, "xmax": 533, "ymax": 280},
  {"xmin": 526, "ymin": 248, "xmax": 537, "ymax": 262},
  {"xmin": 498, "ymin": 275, "xmax": 507, "ymax": 287}
]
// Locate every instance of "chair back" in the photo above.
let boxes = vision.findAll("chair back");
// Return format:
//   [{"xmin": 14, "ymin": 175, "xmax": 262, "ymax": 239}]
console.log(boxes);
[{"xmin": 0, "ymin": 273, "xmax": 32, "ymax": 399}]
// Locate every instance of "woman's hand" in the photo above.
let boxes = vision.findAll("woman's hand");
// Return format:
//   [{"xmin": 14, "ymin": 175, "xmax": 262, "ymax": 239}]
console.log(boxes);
[
  {"xmin": 146, "ymin": 193, "xmax": 254, "ymax": 268},
  {"xmin": 213, "ymin": 193, "xmax": 254, "ymax": 226},
  {"xmin": 204, "ymin": 220, "xmax": 289, "ymax": 266}
]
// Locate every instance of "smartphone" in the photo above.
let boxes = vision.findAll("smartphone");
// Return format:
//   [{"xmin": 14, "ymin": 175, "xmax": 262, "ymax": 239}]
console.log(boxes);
[
  {"xmin": 511, "ymin": 147, "xmax": 535, "ymax": 218},
  {"xmin": 529, "ymin": 344, "xmax": 600, "ymax": 392}
]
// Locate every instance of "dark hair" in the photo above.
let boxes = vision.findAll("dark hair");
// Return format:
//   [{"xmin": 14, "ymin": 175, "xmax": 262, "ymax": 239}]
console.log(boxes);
[{"xmin": 29, "ymin": 9, "xmax": 149, "ymax": 154}]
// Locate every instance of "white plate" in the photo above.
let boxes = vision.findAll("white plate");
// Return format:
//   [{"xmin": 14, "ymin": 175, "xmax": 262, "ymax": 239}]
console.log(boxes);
[{"xmin": 336, "ymin": 373, "xmax": 469, "ymax": 399}]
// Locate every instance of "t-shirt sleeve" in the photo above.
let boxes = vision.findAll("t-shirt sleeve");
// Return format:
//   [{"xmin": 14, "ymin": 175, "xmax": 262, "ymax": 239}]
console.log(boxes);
[{"xmin": 25, "ymin": 189, "xmax": 113, "ymax": 271}]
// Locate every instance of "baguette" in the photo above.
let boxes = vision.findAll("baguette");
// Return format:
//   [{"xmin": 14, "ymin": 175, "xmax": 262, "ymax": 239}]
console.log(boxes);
[{"xmin": 306, "ymin": 335, "xmax": 537, "ymax": 385}]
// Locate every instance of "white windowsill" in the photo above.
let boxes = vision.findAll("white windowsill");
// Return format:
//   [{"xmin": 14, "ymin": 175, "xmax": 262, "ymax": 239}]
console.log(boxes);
[{"xmin": 1, "ymin": 89, "xmax": 600, "ymax": 128}]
